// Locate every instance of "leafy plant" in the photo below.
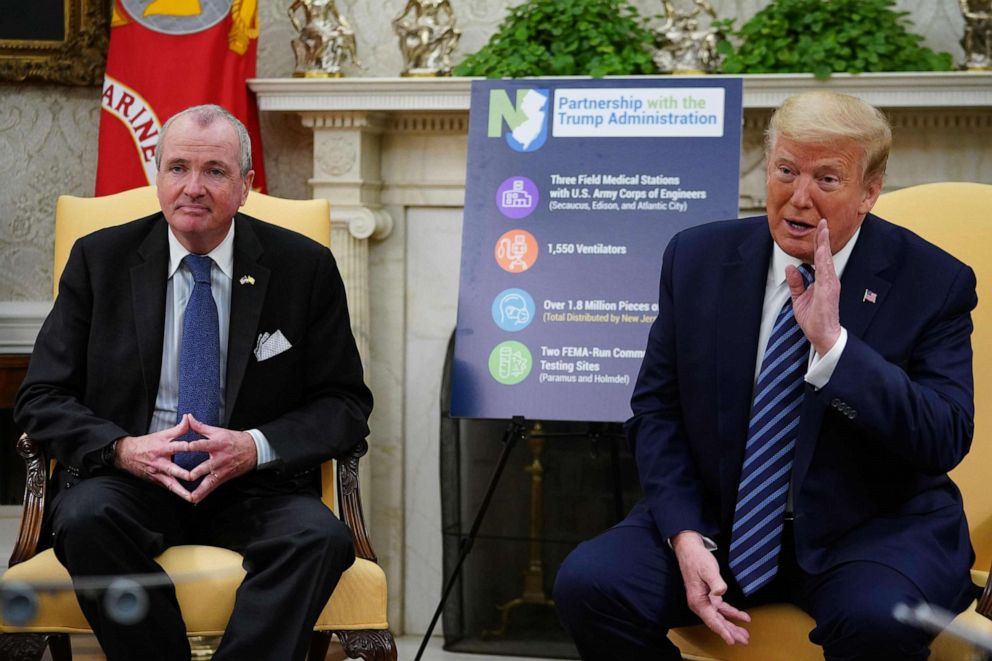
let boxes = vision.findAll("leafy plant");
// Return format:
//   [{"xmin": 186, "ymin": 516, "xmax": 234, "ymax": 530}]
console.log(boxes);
[
  {"xmin": 718, "ymin": 0, "xmax": 953, "ymax": 79},
  {"xmin": 454, "ymin": 0, "xmax": 657, "ymax": 78}
]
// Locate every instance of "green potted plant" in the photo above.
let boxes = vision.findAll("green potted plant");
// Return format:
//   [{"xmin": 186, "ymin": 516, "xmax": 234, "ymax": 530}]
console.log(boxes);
[
  {"xmin": 454, "ymin": 0, "xmax": 657, "ymax": 78},
  {"xmin": 718, "ymin": 0, "xmax": 953, "ymax": 79}
]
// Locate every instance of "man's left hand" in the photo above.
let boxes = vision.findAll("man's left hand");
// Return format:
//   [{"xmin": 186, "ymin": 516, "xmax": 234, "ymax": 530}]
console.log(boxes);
[
  {"xmin": 787, "ymin": 218, "xmax": 842, "ymax": 355},
  {"xmin": 185, "ymin": 416, "xmax": 258, "ymax": 504}
]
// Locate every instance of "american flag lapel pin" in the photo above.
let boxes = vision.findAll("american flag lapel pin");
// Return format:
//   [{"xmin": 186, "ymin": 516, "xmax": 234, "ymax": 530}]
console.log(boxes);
[
  {"xmin": 862, "ymin": 289, "xmax": 877, "ymax": 304},
  {"xmin": 239, "ymin": 275, "xmax": 255, "ymax": 286}
]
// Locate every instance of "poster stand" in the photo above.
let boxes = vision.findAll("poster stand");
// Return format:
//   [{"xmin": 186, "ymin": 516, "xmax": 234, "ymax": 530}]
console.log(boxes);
[{"xmin": 415, "ymin": 415, "xmax": 530, "ymax": 661}]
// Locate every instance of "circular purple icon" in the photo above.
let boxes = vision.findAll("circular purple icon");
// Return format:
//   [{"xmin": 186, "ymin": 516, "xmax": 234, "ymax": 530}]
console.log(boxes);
[{"xmin": 496, "ymin": 176, "xmax": 539, "ymax": 219}]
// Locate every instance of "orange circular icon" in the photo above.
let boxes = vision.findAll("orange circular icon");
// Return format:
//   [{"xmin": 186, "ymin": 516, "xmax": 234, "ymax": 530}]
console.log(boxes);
[{"xmin": 495, "ymin": 229, "xmax": 539, "ymax": 273}]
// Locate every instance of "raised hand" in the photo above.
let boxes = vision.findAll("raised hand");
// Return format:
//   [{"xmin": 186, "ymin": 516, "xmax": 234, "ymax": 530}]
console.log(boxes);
[{"xmin": 786, "ymin": 218, "xmax": 842, "ymax": 356}]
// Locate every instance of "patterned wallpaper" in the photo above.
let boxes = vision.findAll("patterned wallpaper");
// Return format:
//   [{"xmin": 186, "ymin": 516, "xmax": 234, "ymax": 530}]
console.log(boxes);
[
  {"xmin": 0, "ymin": 0, "xmax": 969, "ymax": 301},
  {"xmin": 0, "ymin": 84, "xmax": 101, "ymax": 301}
]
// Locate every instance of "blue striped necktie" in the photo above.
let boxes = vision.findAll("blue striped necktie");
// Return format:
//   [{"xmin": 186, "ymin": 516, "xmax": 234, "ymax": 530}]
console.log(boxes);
[
  {"xmin": 173, "ymin": 254, "xmax": 220, "ymax": 489},
  {"xmin": 729, "ymin": 263, "xmax": 814, "ymax": 595}
]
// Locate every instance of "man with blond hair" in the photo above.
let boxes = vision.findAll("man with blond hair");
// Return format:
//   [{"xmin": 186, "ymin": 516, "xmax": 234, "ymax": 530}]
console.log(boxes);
[{"xmin": 555, "ymin": 91, "xmax": 978, "ymax": 660}]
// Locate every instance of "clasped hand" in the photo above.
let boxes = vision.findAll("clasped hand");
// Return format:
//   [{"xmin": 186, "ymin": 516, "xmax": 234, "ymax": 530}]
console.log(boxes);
[{"xmin": 115, "ymin": 413, "xmax": 257, "ymax": 504}]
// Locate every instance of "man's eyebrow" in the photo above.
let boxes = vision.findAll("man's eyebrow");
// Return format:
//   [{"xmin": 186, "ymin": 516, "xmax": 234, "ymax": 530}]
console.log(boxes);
[
  {"xmin": 773, "ymin": 154, "xmax": 847, "ymax": 170},
  {"xmin": 163, "ymin": 158, "xmax": 232, "ymax": 170},
  {"xmin": 812, "ymin": 160, "xmax": 848, "ymax": 171}
]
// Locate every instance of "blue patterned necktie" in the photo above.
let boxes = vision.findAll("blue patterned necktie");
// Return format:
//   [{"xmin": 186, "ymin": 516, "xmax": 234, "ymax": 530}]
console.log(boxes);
[
  {"xmin": 728, "ymin": 263, "xmax": 814, "ymax": 595},
  {"xmin": 173, "ymin": 254, "xmax": 220, "ymax": 489}
]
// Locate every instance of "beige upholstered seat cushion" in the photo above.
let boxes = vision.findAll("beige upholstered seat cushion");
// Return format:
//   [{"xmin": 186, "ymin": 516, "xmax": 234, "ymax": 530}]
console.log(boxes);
[
  {"xmin": 1, "ymin": 545, "xmax": 387, "ymax": 635},
  {"xmin": 315, "ymin": 557, "xmax": 389, "ymax": 631}
]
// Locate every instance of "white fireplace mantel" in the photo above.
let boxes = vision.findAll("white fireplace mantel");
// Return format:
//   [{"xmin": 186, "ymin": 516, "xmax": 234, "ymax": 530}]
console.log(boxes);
[{"xmin": 250, "ymin": 72, "xmax": 992, "ymax": 112}]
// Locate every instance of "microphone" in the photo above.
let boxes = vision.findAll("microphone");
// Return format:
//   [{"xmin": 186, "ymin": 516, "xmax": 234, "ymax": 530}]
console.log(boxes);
[
  {"xmin": 893, "ymin": 601, "xmax": 992, "ymax": 653},
  {"xmin": 1, "ymin": 582, "xmax": 39, "ymax": 627},
  {"xmin": 104, "ymin": 578, "xmax": 149, "ymax": 625},
  {"xmin": 0, "ymin": 564, "xmax": 241, "ymax": 626}
]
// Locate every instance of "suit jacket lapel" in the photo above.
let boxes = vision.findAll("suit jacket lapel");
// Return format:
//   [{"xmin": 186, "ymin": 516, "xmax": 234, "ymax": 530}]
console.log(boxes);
[
  {"xmin": 792, "ymin": 214, "xmax": 894, "ymax": 491},
  {"xmin": 130, "ymin": 216, "xmax": 169, "ymax": 426},
  {"xmin": 836, "ymin": 214, "xmax": 892, "ymax": 340},
  {"xmin": 225, "ymin": 214, "xmax": 270, "ymax": 424},
  {"xmin": 718, "ymin": 223, "xmax": 773, "ymax": 525}
]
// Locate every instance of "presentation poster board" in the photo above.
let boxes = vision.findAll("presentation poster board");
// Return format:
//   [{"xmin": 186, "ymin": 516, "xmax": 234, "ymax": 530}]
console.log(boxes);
[{"xmin": 452, "ymin": 77, "xmax": 743, "ymax": 423}]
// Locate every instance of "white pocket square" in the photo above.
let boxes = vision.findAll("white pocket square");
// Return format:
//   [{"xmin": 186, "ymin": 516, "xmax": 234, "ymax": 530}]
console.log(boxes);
[{"xmin": 254, "ymin": 330, "xmax": 292, "ymax": 362}]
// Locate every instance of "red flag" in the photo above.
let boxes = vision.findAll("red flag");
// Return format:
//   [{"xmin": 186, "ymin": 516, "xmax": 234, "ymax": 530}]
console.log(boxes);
[{"xmin": 95, "ymin": 0, "xmax": 267, "ymax": 195}]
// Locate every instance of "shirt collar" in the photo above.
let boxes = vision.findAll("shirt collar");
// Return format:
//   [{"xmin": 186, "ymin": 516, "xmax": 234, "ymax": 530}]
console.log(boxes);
[
  {"xmin": 167, "ymin": 221, "xmax": 236, "ymax": 280},
  {"xmin": 769, "ymin": 225, "xmax": 862, "ymax": 287}
]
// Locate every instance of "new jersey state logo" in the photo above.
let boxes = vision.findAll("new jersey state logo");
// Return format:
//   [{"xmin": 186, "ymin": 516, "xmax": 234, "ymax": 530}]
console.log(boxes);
[{"xmin": 488, "ymin": 88, "xmax": 550, "ymax": 152}]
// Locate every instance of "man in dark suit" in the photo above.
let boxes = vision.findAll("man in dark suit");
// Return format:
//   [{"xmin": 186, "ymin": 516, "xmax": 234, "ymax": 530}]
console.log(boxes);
[
  {"xmin": 554, "ymin": 91, "xmax": 978, "ymax": 660},
  {"xmin": 14, "ymin": 104, "xmax": 372, "ymax": 660}
]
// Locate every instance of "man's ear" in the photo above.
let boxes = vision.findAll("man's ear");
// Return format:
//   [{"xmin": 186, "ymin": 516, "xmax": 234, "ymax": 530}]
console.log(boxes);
[
  {"xmin": 859, "ymin": 176, "xmax": 883, "ymax": 215},
  {"xmin": 240, "ymin": 170, "xmax": 256, "ymax": 205}
]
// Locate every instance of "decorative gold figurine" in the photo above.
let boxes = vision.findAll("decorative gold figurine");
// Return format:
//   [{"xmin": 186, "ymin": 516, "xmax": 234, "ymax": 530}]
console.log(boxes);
[
  {"xmin": 960, "ymin": 0, "xmax": 992, "ymax": 70},
  {"xmin": 392, "ymin": 0, "xmax": 461, "ymax": 76},
  {"xmin": 288, "ymin": 0, "xmax": 360, "ymax": 77},
  {"xmin": 654, "ymin": 0, "xmax": 725, "ymax": 74}
]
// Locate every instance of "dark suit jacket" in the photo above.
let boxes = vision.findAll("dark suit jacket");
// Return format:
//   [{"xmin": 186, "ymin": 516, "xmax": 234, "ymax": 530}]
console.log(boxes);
[
  {"xmin": 15, "ymin": 212, "xmax": 373, "ymax": 492},
  {"xmin": 624, "ymin": 213, "xmax": 977, "ymax": 607}
]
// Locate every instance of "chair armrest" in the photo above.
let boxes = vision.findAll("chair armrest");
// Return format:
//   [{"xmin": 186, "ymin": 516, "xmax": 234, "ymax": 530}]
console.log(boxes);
[
  {"xmin": 978, "ymin": 562, "xmax": 992, "ymax": 620},
  {"xmin": 336, "ymin": 439, "xmax": 378, "ymax": 563},
  {"xmin": 8, "ymin": 434, "xmax": 380, "ymax": 566},
  {"xmin": 8, "ymin": 434, "xmax": 49, "ymax": 567}
]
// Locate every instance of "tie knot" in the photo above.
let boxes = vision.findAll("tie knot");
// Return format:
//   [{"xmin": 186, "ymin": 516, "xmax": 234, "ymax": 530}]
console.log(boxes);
[
  {"xmin": 798, "ymin": 263, "xmax": 815, "ymax": 288},
  {"xmin": 183, "ymin": 255, "xmax": 213, "ymax": 284}
]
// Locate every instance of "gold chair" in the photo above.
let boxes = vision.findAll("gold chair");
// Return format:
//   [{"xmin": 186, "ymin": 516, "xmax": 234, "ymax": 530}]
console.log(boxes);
[
  {"xmin": 670, "ymin": 182, "xmax": 992, "ymax": 660},
  {"xmin": 0, "ymin": 186, "xmax": 396, "ymax": 661}
]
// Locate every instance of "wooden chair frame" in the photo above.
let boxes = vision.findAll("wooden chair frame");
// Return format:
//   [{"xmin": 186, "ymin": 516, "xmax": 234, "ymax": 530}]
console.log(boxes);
[{"xmin": 0, "ymin": 435, "xmax": 397, "ymax": 661}]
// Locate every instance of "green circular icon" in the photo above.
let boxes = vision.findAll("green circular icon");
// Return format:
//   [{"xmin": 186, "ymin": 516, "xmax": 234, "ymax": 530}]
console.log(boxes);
[{"xmin": 488, "ymin": 341, "xmax": 532, "ymax": 385}]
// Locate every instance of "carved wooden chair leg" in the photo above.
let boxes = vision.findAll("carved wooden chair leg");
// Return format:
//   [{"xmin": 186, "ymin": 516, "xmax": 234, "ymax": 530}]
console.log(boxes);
[
  {"xmin": 977, "ymin": 567, "xmax": 992, "ymax": 620},
  {"xmin": 0, "ymin": 633, "xmax": 58, "ymax": 661},
  {"xmin": 50, "ymin": 633, "xmax": 72, "ymax": 661},
  {"xmin": 336, "ymin": 630, "xmax": 398, "ymax": 661},
  {"xmin": 308, "ymin": 630, "xmax": 334, "ymax": 660}
]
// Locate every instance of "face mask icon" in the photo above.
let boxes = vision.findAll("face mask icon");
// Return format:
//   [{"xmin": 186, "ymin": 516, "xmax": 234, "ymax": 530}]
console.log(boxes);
[
  {"xmin": 500, "ymin": 294, "xmax": 530, "ymax": 325},
  {"xmin": 492, "ymin": 288, "xmax": 535, "ymax": 332}
]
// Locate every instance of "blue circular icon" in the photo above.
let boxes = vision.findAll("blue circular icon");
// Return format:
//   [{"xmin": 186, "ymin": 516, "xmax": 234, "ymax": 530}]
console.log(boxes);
[{"xmin": 492, "ymin": 288, "xmax": 536, "ymax": 332}]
